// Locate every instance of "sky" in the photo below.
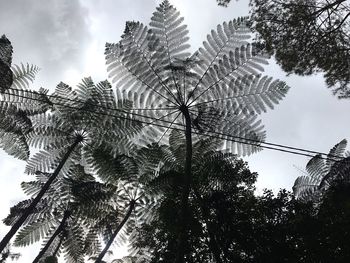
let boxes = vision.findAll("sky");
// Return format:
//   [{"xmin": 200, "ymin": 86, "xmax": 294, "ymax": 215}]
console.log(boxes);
[{"xmin": 0, "ymin": 0, "xmax": 350, "ymax": 262}]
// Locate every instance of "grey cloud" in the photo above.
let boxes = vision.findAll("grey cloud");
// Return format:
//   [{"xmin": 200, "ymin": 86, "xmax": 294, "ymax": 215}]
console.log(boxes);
[{"xmin": 0, "ymin": 0, "xmax": 92, "ymax": 89}]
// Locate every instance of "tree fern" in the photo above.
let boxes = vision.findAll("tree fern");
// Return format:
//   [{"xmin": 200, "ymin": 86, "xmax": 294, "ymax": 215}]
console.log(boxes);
[
  {"xmin": 0, "ymin": 76, "xmax": 142, "ymax": 252},
  {"xmin": 4, "ymin": 165, "xmax": 116, "ymax": 262},
  {"xmin": 105, "ymin": 1, "xmax": 289, "ymax": 261}
]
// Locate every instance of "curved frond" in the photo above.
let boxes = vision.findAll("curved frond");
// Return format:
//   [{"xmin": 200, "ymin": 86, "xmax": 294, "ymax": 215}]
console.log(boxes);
[
  {"xmin": 191, "ymin": 75, "xmax": 289, "ymax": 115},
  {"xmin": 1, "ymin": 87, "xmax": 52, "ymax": 114},
  {"xmin": 86, "ymin": 146, "xmax": 137, "ymax": 183},
  {"xmin": 10, "ymin": 63, "xmax": 40, "ymax": 90},
  {"xmin": 62, "ymin": 221, "xmax": 85, "ymax": 263},
  {"xmin": 325, "ymin": 139, "xmax": 347, "ymax": 170},
  {"xmin": 293, "ymin": 139, "xmax": 349, "ymax": 201},
  {"xmin": 292, "ymin": 175, "xmax": 320, "ymax": 200},
  {"xmin": 14, "ymin": 218, "xmax": 56, "ymax": 247},
  {"xmin": 150, "ymin": 0, "xmax": 191, "ymax": 60},
  {"xmin": 105, "ymin": 22, "xmax": 175, "ymax": 106},
  {"xmin": 25, "ymin": 149, "xmax": 61, "ymax": 175},
  {"xmin": 0, "ymin": 130, "xmax": 29, "ymax": 160}
]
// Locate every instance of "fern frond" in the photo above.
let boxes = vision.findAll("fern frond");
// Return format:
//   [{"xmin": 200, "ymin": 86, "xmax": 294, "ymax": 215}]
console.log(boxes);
[
  {"xmin": 0, "ymin": 131, "xmax": 29, "ymax": 160},
  {"xmin": 190, "ymin": 19, "xmax": 252, "ymax": 94},
  {"xmin": 83, "ymin": 227, "xmax": 101, "ymax": 256},
  {"xmin": 202, "ymin": 112, "xmax": 265, "ymax": 156},
  {"xmin": 190, "ymin": 43, "xmax": 274, "ymax": 105},
  {"xmin": 3, "ymin": 199, "xmax": 32, "ymax": 226},
  {"xmin": 21, "ymin": 180, "xmax": 45, "ymax": 196},
  {"xmin": 10, "ymin": 63, "xmax": 40, "ymax": 90},
  {"xmin": 62, "ymin": 221, "xmax": 85, "ymax": 263},
  {"xmin": 14, "ymin": 218, "xmax": 56, "ymax": 247},
  {"xmin": 325, "ymin": 139, "xmax": 347, "ymax": 170},
  {"xmin": 292, "ymin": 175, "xmax": 320, "ymax": 200},
  {"xmin": 191, "ymin": 75, "xmax": 289, "ymax": 115},
  {"xmin": 25, "ymin": 149, "xmax": 60, "ymax": 175},
  {"xmin": 150, "ymin": 0, "xmax": 190, "ymax": 60},
  {"xmin": 87, "ymin": 146, "xmax": 137, "ymax": 183},
  {"xmin": 1, "ymin": 87, "xmax": 52, "ymax": 114},
  {"xmin": 305, "ymin": 155, "xmax": 327, "ymax": 182},
  {"xmin": 26, "ymin": 126, "xmax": 68, "ymax": 149},
  {"xmin": 105, "ymin": 23, "xmax": 175, "ymax": 106}
]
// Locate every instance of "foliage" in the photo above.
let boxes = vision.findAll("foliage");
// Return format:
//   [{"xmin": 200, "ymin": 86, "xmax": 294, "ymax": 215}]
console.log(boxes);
[
  {"xmin": 293, "ymin": 139, "xmax": 349, "ymax": 202},
  {"xmin": 216, "ymin": 0, "xmax": 234, "ymax": 7},
  {"xmin": 105, "ymin": 2, "xmax": 289, "ymax": 261},
  {"xmin": 0, "ymin": 244, "xmax": 20, "ymax": 263},
  {"xmin": 0, "ymin": 35, "xmax": 50, "ymax": 160},
  {"xmin": 0, "ymin": 35, "xmax": 13, "ymax": 93},
  {"xmin": 3, "ymin": 165, "xmax": 115, "ymax": 263},
  {"xmin": 134, "ymin": 150, "xmax": 320, "ymax": 262},
  {"xmin": 250, "ymin": 0, "xmax": 350, "ymax": 98},
  {"xmin": 132, "ymin": 137, "xmax": 257, "ymax": 261},
  {"xmin": 105, "ymin": 0, "xmax": 289, "ymax": 155}
]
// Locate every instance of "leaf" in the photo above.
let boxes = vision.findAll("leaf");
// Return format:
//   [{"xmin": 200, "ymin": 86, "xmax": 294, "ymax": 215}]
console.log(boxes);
[
  {"xmin": 10, "ymin": 63, "xmax": 40, "ymax": 90},
  {"xmin": 14, "ymin": 218, "xmax": 55, "ymax": 247},
  {"xmin": 149, "ymin": 0, "xmax": 191, "ymax": 60}
]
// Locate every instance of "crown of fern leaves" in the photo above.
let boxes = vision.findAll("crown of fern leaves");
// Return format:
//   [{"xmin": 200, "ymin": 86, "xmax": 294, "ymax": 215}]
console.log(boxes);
[{"xmin": 105, "ymin": 0, "xmax": 289, "ymax": 156}]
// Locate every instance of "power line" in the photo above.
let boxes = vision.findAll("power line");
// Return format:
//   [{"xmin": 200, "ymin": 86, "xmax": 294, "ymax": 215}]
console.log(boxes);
[
  {"xmin": 2, "ymin": 88, "xmax": 342, "ymax": 161},
  {"xmin": 5, "ymin": 87, "xmax": 342, "ymax": 160},
  {"xmin": 1, "ymin": 88, "xmax": 344, "ymax": 162}
]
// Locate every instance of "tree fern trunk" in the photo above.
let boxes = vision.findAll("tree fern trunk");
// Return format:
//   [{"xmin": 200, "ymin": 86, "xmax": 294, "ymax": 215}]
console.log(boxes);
[
  {"xmin": 32, "ymin": 211, "xmax": 70, "ymax": 263},
  {"xmin": 95, "ymin": 200, "xmax": 136, "ymax": 263},
  {"xmin": 52, "ymin": 234, "xmax": 63, "ymax": 258},
  {"xmin": 0, "ymin": 138, "xmax": 81, "ymax": 253},
  {"xmin": 193, "ymin": 187, "xmax": 223, "ymax": 263},
  {"xmin": 175, "ymin": 106, "xmax": 192, "ymax": 263}
]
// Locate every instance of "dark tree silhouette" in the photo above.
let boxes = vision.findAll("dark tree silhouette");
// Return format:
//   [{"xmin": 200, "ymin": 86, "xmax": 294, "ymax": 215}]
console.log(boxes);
[
  {"xmin": 0, "ymin": 35, "xmax": 13, "ymax": 93},
  {"xmin": 250, "ymin": 0, "xmax": 350, "ymax": 98},
  {"xmin": 133, "ymin": 138, "xmax": 319, "ymax": 262},
  {"xmin": 105, "ymin": 1, "xmax": 289, "ymax": 261}
]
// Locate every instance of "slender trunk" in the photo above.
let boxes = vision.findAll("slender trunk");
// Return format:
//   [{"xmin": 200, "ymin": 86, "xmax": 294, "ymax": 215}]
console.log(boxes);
[
  {"xmin": 95, "ymin": 200, "xmax": 136, "ymax": 263},
  {"xmin": 52, "ymin": 234, "xmax": 64, "ymax": 258},
  {"xmin": 193, "ymin": 188, "xmax": 223, "ymax": 263},
  {"xmin": 175, "ymin": 106, "xmax": 192, "ymax": 263},
  {"xmin": 32, "ymin": 211, "xmax": 70, "ymax": 263},
  {"xmin": 0, "ymin": 138, "xmax": 81, "ymax": 253}
]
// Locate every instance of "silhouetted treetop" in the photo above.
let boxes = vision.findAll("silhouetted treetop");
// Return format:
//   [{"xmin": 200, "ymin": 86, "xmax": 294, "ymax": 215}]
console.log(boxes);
[{"xmin": 250, "ymin": 0, "xmax": 350, "ymax": 98}]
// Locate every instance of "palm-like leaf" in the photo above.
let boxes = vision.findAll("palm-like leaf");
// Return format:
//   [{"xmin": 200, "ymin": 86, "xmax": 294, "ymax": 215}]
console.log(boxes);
[
  {"xmin": 293, "ymin": 139, "xmax": 347, "ymax": 201},
  {"xmin": 105, "ymin": 0, "xmax": 288, "ymax": 155},
  {"xmin": 10, "ymin": 63, "xmax": 40, "ymax": 90}
]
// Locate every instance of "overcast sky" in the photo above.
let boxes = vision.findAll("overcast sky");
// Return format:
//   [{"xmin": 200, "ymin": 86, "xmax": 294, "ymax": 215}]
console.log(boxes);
[{"xmin": 1, "ymin": 0, "xmax": 350, "ymax": 262}]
